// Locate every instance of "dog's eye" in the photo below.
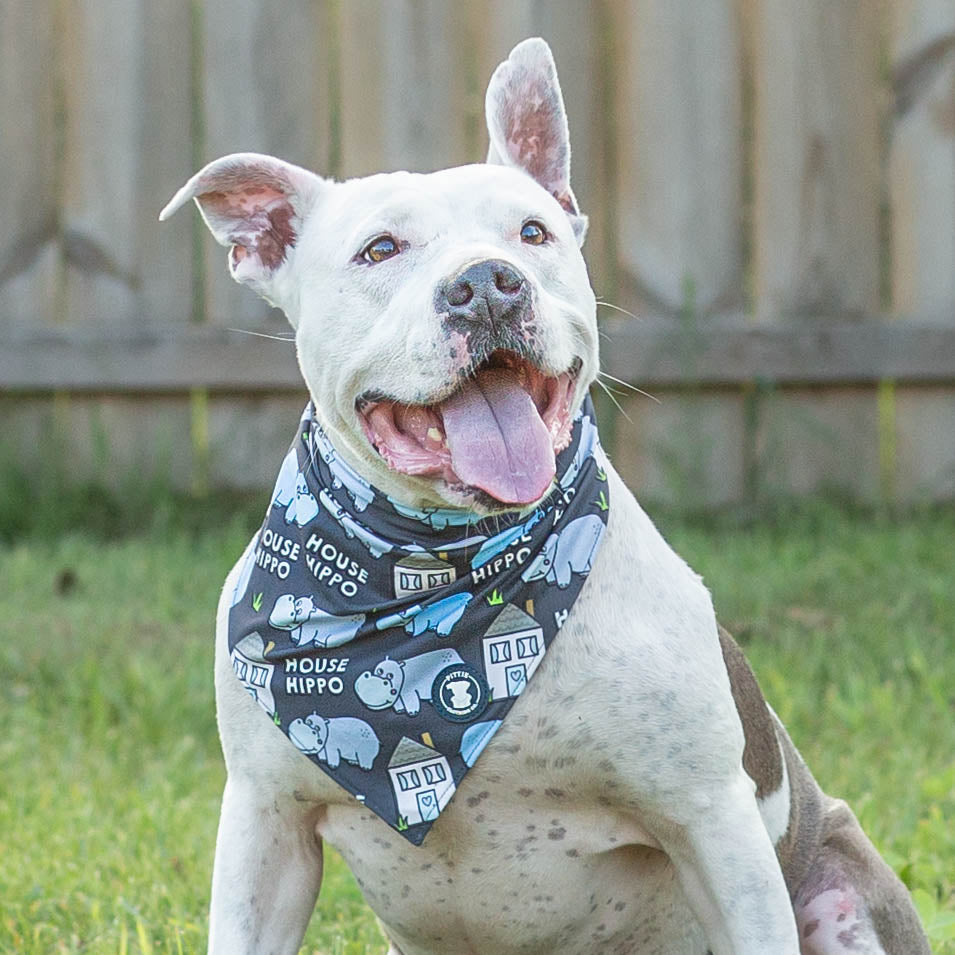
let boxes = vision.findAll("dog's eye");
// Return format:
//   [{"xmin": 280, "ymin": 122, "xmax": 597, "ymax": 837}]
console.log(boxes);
[
  {"xmin": 361, "ymin": 235, "xmax": 400, "ymax": 264},
  {"xmin": 520, "ymin": 220, "xmax": 548, "ymax": 245}
]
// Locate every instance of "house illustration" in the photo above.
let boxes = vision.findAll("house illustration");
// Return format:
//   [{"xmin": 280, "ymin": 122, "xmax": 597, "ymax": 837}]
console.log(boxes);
[
  {"xmin": 481, "ymin": 602, "xmax": 545, "ymax": 699},
  {"xmin": 393, "ymin": 553, "xmax": 456, "ymax": 599},
  {"xmin": 230, "ymin": 631, "xmax": 276, "ymax": 717},
  {"xmin": 387, "ymin": 736, "xmax": 456, "ymax": 826}
]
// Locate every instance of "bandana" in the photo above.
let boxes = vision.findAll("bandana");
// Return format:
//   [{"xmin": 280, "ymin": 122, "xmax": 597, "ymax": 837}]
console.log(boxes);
[{"xmin": 228, "ymin": 398, "xmax": 609, "ymax": 844}]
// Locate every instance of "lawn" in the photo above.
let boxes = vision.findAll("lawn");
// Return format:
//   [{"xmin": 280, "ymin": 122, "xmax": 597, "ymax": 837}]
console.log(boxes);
[{"xmin": 1, "ymin": 501, "xmax": 952, "ymax": 953}]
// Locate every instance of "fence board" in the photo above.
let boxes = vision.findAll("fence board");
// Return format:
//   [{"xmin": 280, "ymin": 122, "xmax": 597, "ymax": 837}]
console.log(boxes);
[
  {"xmin": 0, "ymin": 0, "xmax": 58, "ymax": 326},
  {"xmin": 611, "ymin": 391, "xmax": 747, "ymax": 507},
  {"xmin": 200, "ymin": 0, "xmax": 332, "ymax": 326},
  {"xmin": 140, "ymin": 0, "xmax": 197, "ymax": 325},
  {"xmin": 612, "ymin": 0, "xmax": 742, "ymax": 315},
  {"xmin": 5, "ymin": 318, "xmax": 955, "ymax": 393},
  {"xmin": 889, "ymin": 0, "xmax": 955, "ymax": 320},
  {"xmin": 750, "ymin": 0, "xmax": 882, "ymax": 319},
  {"xmin": 60, "ymin": 0, "xmax": 143, "ymax": 324},
  {"xmin": 338, "ymin": 0, "xmax": 474, "ymax": 179}
]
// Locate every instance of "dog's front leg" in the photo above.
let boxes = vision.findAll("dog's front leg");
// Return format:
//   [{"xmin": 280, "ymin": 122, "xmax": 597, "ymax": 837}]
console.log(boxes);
[
  {"xmin": 208, "ymin": 777, "xmax": 324, "ymax": 954},
  {"xmin": 657, "ymin": 775, "xmax": 800, "ymax": 954}
]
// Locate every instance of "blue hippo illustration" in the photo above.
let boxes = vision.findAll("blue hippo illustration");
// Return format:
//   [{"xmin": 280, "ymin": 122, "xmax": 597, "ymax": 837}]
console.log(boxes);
[
  {"xmin": 388, "ymin": 499, "xmax": 476, "ymax": 529},
  {"xmin": 286, "ymin": 472, "xmax": 320, "ymax": 527},
  {"xmin": 318, "ymin": 489, "xmax": 393, "ymax": 558},
  {"xmin": 459, "ymin": 720, "xmax": 503, "ymax": 767},
  {"xmin": 374, "ymin": 592, "xmax": 473, "ymax": 637},
  {"xmin": 471, "ymin": 508, "xmax": 546, "ymax": 569},
  {"xmin": 559, "ymin": 414, "xmax": 608, "ymax": 488},
  {"xmin": 288, "ymin": 712, "xmax": 380, "ymax": 770},
  {"xmin": 521, "ymin": 514, "xmax": 605, "ymax": 589},
  {"xmin": 311, "ymin": 424, "xmax": 375, "ymax": 511},
  {"xmin": 270, "ymin": 448, "xmax": 299, "ymax": 511},
  {"xmin": 354, "ymin": 648, "xmax": 464, "ymax": 716},
  {"xmin": 269, "ymin": 594, "xmax": 365, "ymax": 648}
]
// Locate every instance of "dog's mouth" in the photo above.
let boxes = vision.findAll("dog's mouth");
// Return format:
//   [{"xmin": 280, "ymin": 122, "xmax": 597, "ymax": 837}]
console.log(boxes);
[{"xmin": 357, "ymin": 351, "xmax": 578, "ymax": 506}]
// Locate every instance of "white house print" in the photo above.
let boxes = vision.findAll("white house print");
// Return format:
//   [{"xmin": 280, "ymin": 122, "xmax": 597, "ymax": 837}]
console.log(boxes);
[
  {"xmin": 230, "ymin": 631, "xmax": 277, "ymax": 717},
  {"xmin": 393, "ymin": 553, "xmax": 456, "ymax": 599},
  {"xmin": 482, "ymin": 602, "xmax": 545, "ymax": 700},
  {"xmin": 387, "ymin": 736, "xmax": 456, "ymax": 826}
]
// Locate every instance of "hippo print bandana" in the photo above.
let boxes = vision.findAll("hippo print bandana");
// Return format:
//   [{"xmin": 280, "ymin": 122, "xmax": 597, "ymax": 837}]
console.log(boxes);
[{"xmin": 228, "ymin": 399, "xmax": 609, "ymax": 844}]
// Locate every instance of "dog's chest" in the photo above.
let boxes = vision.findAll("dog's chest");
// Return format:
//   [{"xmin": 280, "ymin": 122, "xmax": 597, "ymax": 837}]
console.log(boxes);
[
  {"xmin": 314, "ymin": 602, "xmax": 717, "ymax": 954},
  {"xmin": 317, "ymin": 686, "xmax": 701, "ymax": 954}
]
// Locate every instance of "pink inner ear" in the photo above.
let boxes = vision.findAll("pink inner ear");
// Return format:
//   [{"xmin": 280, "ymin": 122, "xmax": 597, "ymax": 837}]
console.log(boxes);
[
  {"xmin": 202, "ymin": 182, "xmax": 297, "ymax": 272},
  {"xmin": 502, "ymin": 94, "xmax": 568, "ymax": 199}
]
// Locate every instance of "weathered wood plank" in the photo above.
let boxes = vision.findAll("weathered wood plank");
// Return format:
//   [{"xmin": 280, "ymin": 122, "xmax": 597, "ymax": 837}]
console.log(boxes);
[
  {"xmin": 0, "ymin": 0, "xmax": 59, "ymax": 326},
  {"xmin": 338, "ymin": 0, "xmax": 474, "ymax": 178},
  {"xmin": 60, "ymin": 0, "xmax": 141, "ymax": 324},
  {"xmin": 138, "ymin": 0, "xmax": 196, "ymax": 326},
  {"xmin": 612, "ymin": 0, "xmax": 742, "ymax": 315},
  {"xmin": 749, "ymin": 0, "xmax": 882, "ymax": 318},
  {"xmin": 199, "ymin": 0, "xmax": 333, "ymax": 326},
  {"xmin": 894, "ymin": 386, "xmax": 955, "ymax": 499},
  {"xmin": 5, "ymin": 317, "xmax": 955, "ymax": 392},
  {"xmin": 889, "ymin": 0, "xmax": 955, "ymax": 320},
  {"xmin": 611, "ymin": 391, "xmax": 747, "ymax": 508}
]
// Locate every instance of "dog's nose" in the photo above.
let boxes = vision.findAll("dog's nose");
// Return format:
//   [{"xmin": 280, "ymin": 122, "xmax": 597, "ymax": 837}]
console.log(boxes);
[{"xmin": 440, "ymin": 259, "xmax": 529, "ymax": 328}]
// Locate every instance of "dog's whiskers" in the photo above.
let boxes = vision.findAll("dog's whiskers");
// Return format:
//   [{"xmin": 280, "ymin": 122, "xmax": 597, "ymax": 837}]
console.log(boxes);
[
  {"xmin": 227, "ymin": 327, "xmax": 297, "ymax": 343},
  {"xmin": 597, "ymin": 371, "xmax": 660, "ymax": 405},
  {"xmin": 596, "ymin": 300, "xmax": 640, "ymax": 320},
  {"xmin": 594, "ymin": 377, "xmax": 634, "ymax": 424}
]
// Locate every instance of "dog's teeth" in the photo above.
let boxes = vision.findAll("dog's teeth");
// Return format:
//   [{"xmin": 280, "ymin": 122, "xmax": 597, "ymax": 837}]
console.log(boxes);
[{"xmin": 427, "ymin": 427, "xmax": 444, "ymax": 444}]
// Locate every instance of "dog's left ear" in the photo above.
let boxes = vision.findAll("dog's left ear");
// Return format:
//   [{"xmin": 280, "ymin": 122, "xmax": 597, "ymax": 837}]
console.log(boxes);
[
  {"xmin": 159, "ymin": 152, "xmax": 328, "ymax": 311},
  {"xmin": 485, "ymin": 38, "xmax": 588, "ymax": 246}
]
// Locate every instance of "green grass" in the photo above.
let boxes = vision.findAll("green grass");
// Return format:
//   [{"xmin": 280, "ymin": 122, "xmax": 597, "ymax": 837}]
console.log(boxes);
[{"xmin": 1, "ymin": 502, "xmax": 952, "ymax": 952}]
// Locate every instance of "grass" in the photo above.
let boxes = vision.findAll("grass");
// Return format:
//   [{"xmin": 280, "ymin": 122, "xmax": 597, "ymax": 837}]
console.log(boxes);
[{"xmin": 0, "ymin": 497, "xmax": 952, "ymax": 953}]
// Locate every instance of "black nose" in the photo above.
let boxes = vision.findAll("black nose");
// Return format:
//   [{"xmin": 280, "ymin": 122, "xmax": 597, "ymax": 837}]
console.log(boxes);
[{"xmin": 440, "ymin": 259, "xmax": 529, "ymax": 328}]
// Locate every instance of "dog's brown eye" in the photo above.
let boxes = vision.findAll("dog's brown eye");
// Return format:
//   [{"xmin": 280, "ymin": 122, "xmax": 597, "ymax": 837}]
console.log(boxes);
[
  {"xmin": 520, "ymin": 220, "xmax": 547, "ymax": 245},
  {"xmin": 362, "ymin": 235, "xmax": 400, "ymax": 263}
]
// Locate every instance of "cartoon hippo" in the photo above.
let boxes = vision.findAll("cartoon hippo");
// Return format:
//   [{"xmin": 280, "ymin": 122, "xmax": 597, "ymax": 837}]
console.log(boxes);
[
  {"xmin": 388, "ymin": 499, "xmax": 476, "ymax": 529},
  {"xmin": 318, "ymin": 489, "xmax": 393, "ymax": 558},
  {"xmin": 269, "ymin": 594, "xmax": 365, "ymax": 648},
  {"xmin": 521, "ymin": 514, "xmax": 606, "ymax": 589},
  {"xmin": 287, "ymin": 712, "xmax": 380, "ymax": 770},
  {"xmin": 354, "ymin": 648, "xmax": 464, "ymax": 716},
  {"xmin": 560, "ymin": 414, "xmax": 609, "ymax": 489},
  {"xmin": 285, "ymin": 472, "xmax": 320, "ymax": 527},
  {"xmin": 375, "ymin": 593, "xmax": 474, "ymax": 637},
  {"xmin": 270, "ymin": 448, "xmax": 299, "ymax": 511},
  {"xmin": 311, "ymin": 424, "xmax": 375, "ymax": 511}
]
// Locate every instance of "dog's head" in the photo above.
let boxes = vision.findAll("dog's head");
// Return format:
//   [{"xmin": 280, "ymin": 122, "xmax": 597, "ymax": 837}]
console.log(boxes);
[{"xmin": 161, "ymin": 39, "xmax": 596, "ymax": 513}]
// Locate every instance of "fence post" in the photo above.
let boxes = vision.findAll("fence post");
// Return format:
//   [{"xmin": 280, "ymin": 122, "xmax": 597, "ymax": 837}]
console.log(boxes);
[
  {"xmin": 612, "ymin": 0, "xmax": 743, "ymax": 316},
  {"xmin": 750, "ymin": 0, "xmax": 882, "ymax": 320},
  {"xmin": 0, "ymin": 1, "xmax": 58, "ymax": 326},
  {"xmin": 889, "ymin": 0, "xmax": 955, "ymax": 321},
  {"xmin": 199, "ymin": 0, "xmax": 333, "ymax": 327},
  {"xmin": 889, "ymin": 0, "xmax": 955, "ymax": 500}
]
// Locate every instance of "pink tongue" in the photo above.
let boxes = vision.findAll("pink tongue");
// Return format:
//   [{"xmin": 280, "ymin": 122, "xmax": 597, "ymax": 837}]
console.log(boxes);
[{"xmin": 441, "ymin": 368, "xmax": 555, "ymax": 505}]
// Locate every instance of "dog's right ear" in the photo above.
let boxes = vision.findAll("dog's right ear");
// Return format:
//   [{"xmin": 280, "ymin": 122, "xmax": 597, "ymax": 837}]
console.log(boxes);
[{"xmin": 159, "ymin": 152, "xmax": 327, "ymax": 308}]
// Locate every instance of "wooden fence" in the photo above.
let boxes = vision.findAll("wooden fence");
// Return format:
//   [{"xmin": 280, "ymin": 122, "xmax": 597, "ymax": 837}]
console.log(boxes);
[{"xmin": 2, "ymin": 0, "xmax": 954, "ymax": 506}]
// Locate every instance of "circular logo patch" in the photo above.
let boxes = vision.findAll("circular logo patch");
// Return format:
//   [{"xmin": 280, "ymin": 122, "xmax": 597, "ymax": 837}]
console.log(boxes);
[{"xmin": 431, "ymin": 664, "xmax": 490, "ymax": 723}]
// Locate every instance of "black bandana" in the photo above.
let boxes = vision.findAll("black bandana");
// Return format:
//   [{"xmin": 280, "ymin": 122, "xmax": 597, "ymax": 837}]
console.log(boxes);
[{"xmin": 228, "ymin": 398, "xmax": 609, "ymax": 844}]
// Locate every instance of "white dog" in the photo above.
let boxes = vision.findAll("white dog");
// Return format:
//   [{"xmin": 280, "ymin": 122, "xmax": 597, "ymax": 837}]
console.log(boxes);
[{"xmin": 162, "ymin": 38, "xmax": 928, "ymax": 955}]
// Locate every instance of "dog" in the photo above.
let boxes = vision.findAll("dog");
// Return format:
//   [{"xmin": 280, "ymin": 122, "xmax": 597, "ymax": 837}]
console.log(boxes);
[{"xmin": 161, "ymin": 37, "xmax": 929, "ymax": 955}]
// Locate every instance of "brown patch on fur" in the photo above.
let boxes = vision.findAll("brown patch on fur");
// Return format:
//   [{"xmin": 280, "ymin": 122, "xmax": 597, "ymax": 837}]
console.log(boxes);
[{"xmin": 717, "ymin": 625, "xmax": 783, "ymax": 798}]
